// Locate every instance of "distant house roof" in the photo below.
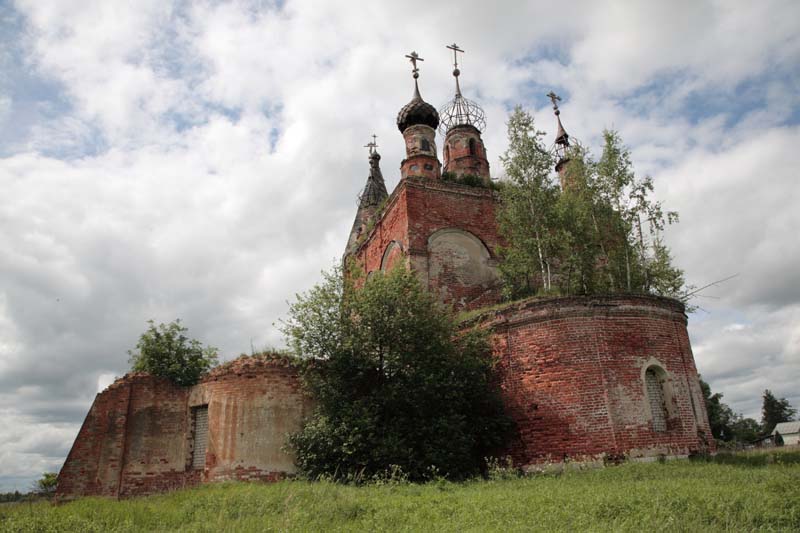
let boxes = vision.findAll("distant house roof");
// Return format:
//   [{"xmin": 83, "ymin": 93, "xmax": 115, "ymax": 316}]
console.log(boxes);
[{"xmin": 772, "ymin": 421, "xmax": 800, "ymax": 435}]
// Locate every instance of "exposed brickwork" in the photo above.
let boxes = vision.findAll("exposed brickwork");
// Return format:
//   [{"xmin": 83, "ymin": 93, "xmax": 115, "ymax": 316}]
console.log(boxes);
[
  {"xmin": 57, "ymin": 356, "xmax": 312, "ymax": 500},
  {"xmin": 473, "ymin": 295, "xmax": 714, "ymax": 466},
  {"xmin": 352, "ymin": 176, "xmax": 503, "ymax": 310},
  {"xmin": 443, "ymin": 125, "xmax": 490, "ymax": 182}
]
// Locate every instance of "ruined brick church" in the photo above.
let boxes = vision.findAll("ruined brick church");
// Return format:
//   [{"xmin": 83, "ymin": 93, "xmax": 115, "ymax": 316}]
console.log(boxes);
[{"xmin": 57, "ymin": 49, "xmax": 712, "ymax": 499}]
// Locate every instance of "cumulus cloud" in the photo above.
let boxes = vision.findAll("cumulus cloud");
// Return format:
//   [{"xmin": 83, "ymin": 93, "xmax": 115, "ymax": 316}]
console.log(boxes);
[{"xmin": 0, "ymin": 0, "xmax": 797, "ymax": 490}]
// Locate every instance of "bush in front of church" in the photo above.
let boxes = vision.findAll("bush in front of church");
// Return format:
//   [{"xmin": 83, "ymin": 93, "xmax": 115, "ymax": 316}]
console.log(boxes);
[{"xmin": 282, "ymin": 265, "xmax": 513, "ymax": 482}]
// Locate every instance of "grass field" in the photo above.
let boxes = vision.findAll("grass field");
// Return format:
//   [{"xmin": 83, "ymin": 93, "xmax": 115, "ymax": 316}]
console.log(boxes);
[{"xmin": 2, "ymin": 452, "xmax": 800, "ymax": 532}]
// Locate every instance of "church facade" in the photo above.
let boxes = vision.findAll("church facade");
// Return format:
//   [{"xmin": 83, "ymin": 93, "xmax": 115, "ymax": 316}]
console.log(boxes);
[{"xmin": 57, "ymin": 49, "xmax": 712, "ymax": 500}]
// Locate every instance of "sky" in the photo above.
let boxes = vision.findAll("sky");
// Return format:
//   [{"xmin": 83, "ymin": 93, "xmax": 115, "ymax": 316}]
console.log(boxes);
[{"xmin": 0, "ymin": 0, "xmax": 798, "ymax": 491}]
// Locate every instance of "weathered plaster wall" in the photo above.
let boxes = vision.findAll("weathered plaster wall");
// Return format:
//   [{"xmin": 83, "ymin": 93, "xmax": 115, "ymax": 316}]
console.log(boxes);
[
  {"xmin": 192, "ymin": 357, "xmax": 313, "ymax": 483},
  {"xmin": 479, "ymin": 295, "xmax": 713, "ymax": 466},
  {"xmin": 57, "ymin": 357, "xmax": 310, "ymax": 499}
]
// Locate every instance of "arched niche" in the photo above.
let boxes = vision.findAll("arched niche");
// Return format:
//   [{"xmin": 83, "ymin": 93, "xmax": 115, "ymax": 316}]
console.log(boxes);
[
  {"xmin": 426, "ymin": 228, "xmax": 500, "ymax": 308},
  {"xmin": 380, "ymin": 241, "xmax": 404, "ymax": 271},
  {"xmin": 641, "ymin": 361, "xmax": 676, "ymax": 432}
]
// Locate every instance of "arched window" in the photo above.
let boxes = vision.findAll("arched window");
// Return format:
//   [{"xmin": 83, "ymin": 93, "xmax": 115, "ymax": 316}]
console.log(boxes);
[
  {"xmin": 420, "ymin": 138, "xmax": 431, "ymax": 153},
  {"xmin": 645, "ymin": 367, "xmax": 668, "ymax": 432},
  {"xmin": 444, "ymin": 144, "xmax": 450, "ymax": 164},
  {"xmin": 468, "ymin": 138, "xmax": 477, "ymax": 155}
]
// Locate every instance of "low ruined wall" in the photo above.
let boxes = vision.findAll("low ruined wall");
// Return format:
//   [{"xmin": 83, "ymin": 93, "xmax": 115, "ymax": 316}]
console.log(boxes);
[
  {"xmin": 57, "ymin": 356, "xmax": 311, "ymax": 499},
  {"xmin": 478, "ymin": 294, "xmax": 713, "ymax": 466},
  {"xmin": 191, "ymin": 357, "xmax": 313, "ymax": 483}
]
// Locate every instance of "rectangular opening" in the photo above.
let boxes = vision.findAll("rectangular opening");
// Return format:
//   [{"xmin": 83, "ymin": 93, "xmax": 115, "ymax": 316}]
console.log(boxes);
[{"xmin": 191, "ymin": 405, "xmax": 209, "ymax": 469}]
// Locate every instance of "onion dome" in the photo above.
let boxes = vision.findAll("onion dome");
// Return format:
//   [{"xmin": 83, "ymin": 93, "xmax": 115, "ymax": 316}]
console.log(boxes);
[
  {"xmin": 397, "ymin": 81, "xmax": 440, "ymax": 132},
  {"xmin": 396, "ymin": 51, "xmax": 439, "ymax": 132},
  {"xmin": 438, "ymin": 43, "xmax": 486, "ymax": 135}
]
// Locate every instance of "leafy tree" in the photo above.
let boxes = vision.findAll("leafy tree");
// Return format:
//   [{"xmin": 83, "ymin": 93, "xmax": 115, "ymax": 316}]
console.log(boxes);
[
  {"xmin": 496, "ymin": 106, "xmax": 558, "ymax": 297},
  {"xmin": 282, "ymin": 266, "xmax": 513, "ymax": 481},
  {"xmin": 761, "ymin": 389, "xmax": 797, "ymax": 434},
  {"xmin": 729, "ymin": 416, "xmax": 761, "ymax": 444},
  {"xmin": 33, "ymin": 472, "xmax": 58, "ymax": 496},
  {"xmin": 700, "ymin": 377, "xmax": 736, "ymax": 440},
  {"xmin": 128, "ymin": 319, "xmax": 218, "ymax": 386},
  {"xmin": 496, "ymin": 108, "xmax": 685, "ymax": 300},
  {"xmin": 700, "ymin": 377, "xmax": 763, "ymax": 444}
]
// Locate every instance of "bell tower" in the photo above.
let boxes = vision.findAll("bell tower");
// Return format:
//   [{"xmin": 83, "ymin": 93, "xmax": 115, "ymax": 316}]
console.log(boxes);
[
  {"xmin": 439, "ymin": 44, "xmax": 490, "ymax": 184},
  {"xmin": 345, "ymin": 48, "xmax": 503, "ymax": 311},
  {"xmin": 547, "ymin": 91, "xmax": 574, "ymax": 190},
  {"xmin": 397, "ymin": 51, "xmax": 441, "ymax": 181}
]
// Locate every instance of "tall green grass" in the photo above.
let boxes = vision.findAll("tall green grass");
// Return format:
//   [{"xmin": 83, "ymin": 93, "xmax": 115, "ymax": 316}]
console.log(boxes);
[{"xmin": 2, "ymin": 457, "xmax": 799, "ymax": 532}]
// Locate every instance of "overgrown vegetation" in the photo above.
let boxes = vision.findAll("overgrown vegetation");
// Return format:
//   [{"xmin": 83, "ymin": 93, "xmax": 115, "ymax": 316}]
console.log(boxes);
[
  {"xmin": 280, "ymin": 266, "xmax": 512, "ymax": 482},
  {"xmin": 3, "ymin": 456, "xmax": 800, "ymax": 531},
  {"xmin": 497, "ymin": 106, "xmax": 684, "ymax": 300},
  {"xmin": 128, "ymin": 319, "xmax": 218, "ymax": 386},
  {"xmin": 441, "ymin": 171, "xmax": 501, "ymax": 190}
]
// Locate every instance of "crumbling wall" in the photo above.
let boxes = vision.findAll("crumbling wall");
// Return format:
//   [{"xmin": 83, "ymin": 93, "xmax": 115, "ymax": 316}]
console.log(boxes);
[
  {"xmin": 481, "ymin": 295, "xmax": 713, "ymax": 466},
  {"xmin": 57, "ymin": 356, "xmax": 310, "ymax": 500},
  {"xmin": 191, "ymin": 357, "xmax": 313, "ymax": 483}
]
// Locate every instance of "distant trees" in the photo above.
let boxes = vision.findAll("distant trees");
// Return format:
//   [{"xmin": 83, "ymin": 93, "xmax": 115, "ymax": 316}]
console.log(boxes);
[
  {"xmin": 700, "ymin": 379, "xmax": 796, "ymax": 445},
  {"xmin": 282, "ymin": 266, "xmax": 513, "ymax": 481},
  {"xmin": 497, "ymin": 107, "xmax": 684, "ymax": 300},
  {"xmin": 700, "ymin": 378, "xmax": 761, "ymax": 444},
  {"xmin": 128, "ymin": 319, "xmax": 218, "ymax": 386},
  {"xmin": 761, "ymin": 389, "xmax": 797, "ymax": 435}
]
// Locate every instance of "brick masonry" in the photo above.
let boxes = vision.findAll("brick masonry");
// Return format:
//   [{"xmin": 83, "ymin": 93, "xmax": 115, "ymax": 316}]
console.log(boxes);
[
  {"xmin": 351, "ymin": 176, "xmax": 503, "ymax": 311},
  {"xmin": 475, "ymin": 294, "xmax": 714, "ymax": 465},
  {"xmin": 56, "ymin": 356, "xmax": 313, "ymax": 499}
]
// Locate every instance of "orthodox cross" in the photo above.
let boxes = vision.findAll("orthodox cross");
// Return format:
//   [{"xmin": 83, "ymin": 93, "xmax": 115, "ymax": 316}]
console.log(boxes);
[
  {"xmin": 446, "ymin": 43, "xmax": 464, "ymax": 70},
  {"xmin": 364, "ymin": 134, "xmax": 378, "ymax": 155},
  {"xmin": 547, "ymin": 91, "xmax": 562, "ymax": 114},
  {"xmin": 447, "ymin": 43, "xmax": 465, "ymax": 95},
  {"xmin": 405, "ymin": 51, "xmax": 423, "ymax": 79}
]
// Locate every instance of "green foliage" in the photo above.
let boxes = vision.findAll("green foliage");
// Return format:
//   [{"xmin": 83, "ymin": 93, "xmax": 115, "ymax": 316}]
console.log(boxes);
[
  {"xmin": 700, "ymin": 377, "xmax": 762, "ymax": 443},
  {"xmin": 441, "ymin": 171, "xmax": 499, "ymax": 190},
  {"xmin": 281, "ymin": 266, "xmax": 513, "ymax": 482},
  {"xmin": 4, "ymin": 457, "xmax": 800, "ymax": 531},
  {"xmin": 496, "ymin": 106, "xmax": 559, "ymax": 298},
  {"xmin": 33, "ymin": 472, "xmax": 58, "ymax": 497},
  {"xmin": 128, "ymin": 319, "xmax": 218, "ymax": 386},
  {"xmin": 0, "ymin": 490, "xmax": 24, "ymax": 503},
  {"xmin": 497, "ymin": 109, "xmax": 686, "ymax": 301},
  {"xmin": 761, "ymin": 389, "xmax": 797, "ymax": 434}
]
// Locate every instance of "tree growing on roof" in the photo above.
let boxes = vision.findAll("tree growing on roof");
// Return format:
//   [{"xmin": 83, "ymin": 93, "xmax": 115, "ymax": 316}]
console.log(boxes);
[{"xmin": 128, "ymin": 319, "xmax": 218, "ymax": 386}]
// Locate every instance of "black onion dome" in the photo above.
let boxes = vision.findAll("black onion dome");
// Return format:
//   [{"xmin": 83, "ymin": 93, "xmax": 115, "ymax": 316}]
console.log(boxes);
[{"xmin": 396, "ymin": 83, "xmax": 440, "ymax": 132}]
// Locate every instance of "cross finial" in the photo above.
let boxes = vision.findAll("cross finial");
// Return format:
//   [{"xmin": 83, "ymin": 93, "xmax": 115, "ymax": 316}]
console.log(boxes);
[
  {"xmin": 547, "ymin": 91, "xmax": 562, "ymax": 115},
  {"xmin": 405, "ymin": 51, "xmax": 424, "ymax": 79},
  {"xmin": 364, "ymin": 134, "xmax": 379, "ymax": 155},
  {"xmin": 446, "ymin": 43, "xmax": 464, "ymax": 71}
]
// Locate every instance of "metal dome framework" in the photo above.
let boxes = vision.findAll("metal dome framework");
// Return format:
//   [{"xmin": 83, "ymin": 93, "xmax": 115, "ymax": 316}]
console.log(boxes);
[{"xmin": 438, "ymin": 94, "xmax": 486, "ymax": 136}]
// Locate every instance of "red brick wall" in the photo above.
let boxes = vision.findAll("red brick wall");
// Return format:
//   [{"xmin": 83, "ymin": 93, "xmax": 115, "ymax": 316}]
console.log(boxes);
[
  {"xmin": 442, "ymin": 125, "xmax": 490, "ymax": 182},
  {"xmin": 57, "ymin": 357, "xmax": 310, "ymax": 500},
  {"xmin": 351, "ymin": 176, "xmax": 503, "ymax": 310},
  {"xmin": 479, "ymin": 295, "xmax": 713, "ymax": 466}
]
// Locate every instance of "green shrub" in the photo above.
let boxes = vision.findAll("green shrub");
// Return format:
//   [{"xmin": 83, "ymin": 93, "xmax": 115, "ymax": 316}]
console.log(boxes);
[
  {"xmin": 128, "ymin": 319, "xmax": 218, "ymax": 386},
  {"xmin": 282, "ymin": 266, "xmax": 513, "ymax": 482}
]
